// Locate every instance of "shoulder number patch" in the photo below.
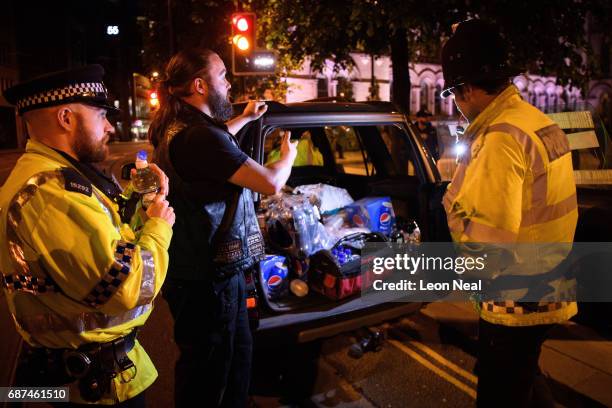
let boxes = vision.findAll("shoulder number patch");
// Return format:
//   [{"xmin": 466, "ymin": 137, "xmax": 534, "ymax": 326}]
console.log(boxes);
[{"xmin": 61, "ymin": 167, "xmax": 92, "ymax": 196}]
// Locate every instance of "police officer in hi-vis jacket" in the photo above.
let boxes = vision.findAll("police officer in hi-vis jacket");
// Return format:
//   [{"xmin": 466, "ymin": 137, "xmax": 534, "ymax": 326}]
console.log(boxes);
[
  {"xmin": 441, "ymin": 20, "xmax": 578, "ymax": 407},
  {"xmin": 1, "ymin": 65, "xmax": 175, "ymax": 406}
]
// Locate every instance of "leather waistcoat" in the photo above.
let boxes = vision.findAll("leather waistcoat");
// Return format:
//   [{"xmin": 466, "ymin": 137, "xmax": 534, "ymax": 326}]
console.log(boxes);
[{"xmin": 153, "ymin": 112, "xmax": 264, "ymax": 281}]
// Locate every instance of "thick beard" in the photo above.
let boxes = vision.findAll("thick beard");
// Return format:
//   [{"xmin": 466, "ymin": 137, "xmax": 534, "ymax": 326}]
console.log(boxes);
[
  {"xmin": 208, "ymin": 87, "xmax": 233, "ymax": 122},
  {"xmin": 73, "ymin": 116, "xmax": 108, "ymax": 163}
]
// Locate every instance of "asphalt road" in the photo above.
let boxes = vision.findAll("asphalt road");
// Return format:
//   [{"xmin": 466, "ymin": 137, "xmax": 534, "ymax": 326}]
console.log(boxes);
[
  {"xmin": 249, "ymin": 305, "xmax": 608, "ymax": 408},
  {"xmin": 8, "ymin": 294, "xmax": 610, "ymax": 408},
  {"xmin": 250, "ymin": 309, "xmax": 476, "ymax": 408}
]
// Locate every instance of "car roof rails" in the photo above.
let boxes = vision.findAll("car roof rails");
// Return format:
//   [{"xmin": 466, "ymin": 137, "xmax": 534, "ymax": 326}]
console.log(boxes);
[
  {"xmin": 306, "ymin": 98, "xmax": 401, "ymax": 113},
  {"xmin": 232, "ymin": 98, "xmax": 401, "ymax": 114}
]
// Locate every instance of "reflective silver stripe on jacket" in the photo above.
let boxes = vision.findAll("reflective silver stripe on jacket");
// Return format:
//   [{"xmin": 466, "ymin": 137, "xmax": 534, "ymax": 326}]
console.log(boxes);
[
  {"xmin": 444, "ymin": 122, "xmax": 577, "ymax": 238},
  {"xmin": 487, "ymin": 123, "xmax": 577, "ymax": 227},
  {"xmin": 3, "ymin": 172, "xmax": 62, "ymax": 295},
  {"xmin": 3, "ymin": 169, "xmax": 157, "ymax": 307},
  {"xmin": 137, "ymin": 249, "xmax": 156, "ymax": 305},
  {"xmin": 7, "ymin": 171, "xmax": 61, "ymax": 231},
  {"xmin": 15, "ymin": 303, "xmax": 153, "ymax": 335}
]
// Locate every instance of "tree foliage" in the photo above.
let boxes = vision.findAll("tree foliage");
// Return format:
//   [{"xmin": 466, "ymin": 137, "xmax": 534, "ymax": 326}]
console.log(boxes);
[
  {"xmin": 141, "ymin": 0, "xmax": 288, "ymax": 100},
  {"xmin": 253, "ymin": 0, "xmax": 455, "ymax": 71},
  {"xmin": 141, "ymin": 0, "xmax": 232, "ymax": 74},
  {"xmin": 252, "ymin": 0, "xmax": 605, "ymax": 109},
  {"xmin": 140, "ymin": 0, "xmax": 609, "ymax": 107},
  {"xmin": 251, "ymin": 0, "xmax": 459, "ymax": 112}
]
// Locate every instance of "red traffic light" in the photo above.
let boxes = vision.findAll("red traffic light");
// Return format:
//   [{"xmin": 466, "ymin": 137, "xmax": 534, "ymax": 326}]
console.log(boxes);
[
  {"xmin": 231, "ymin": 12, "xmax": 255, "ymax": 54},
  {"xmin": 149, "ymin": 91, "xmax": 159, "ymax": 108},
  {"xmin": 236, "ymin": 17, "xmax": 249, "ymax": 32}
]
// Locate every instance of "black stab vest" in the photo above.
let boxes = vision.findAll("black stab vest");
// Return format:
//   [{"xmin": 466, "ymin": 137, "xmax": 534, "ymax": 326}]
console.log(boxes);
[{"xmin": 153, "ymin": 105, "xmax": 264, "ymax": 281}]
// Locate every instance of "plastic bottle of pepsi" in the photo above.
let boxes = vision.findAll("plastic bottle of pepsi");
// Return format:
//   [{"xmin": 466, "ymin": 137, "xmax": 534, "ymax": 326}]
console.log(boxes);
[{"xmin": 132, "ymin": 150, "xmax": 159, "ymax": 208}]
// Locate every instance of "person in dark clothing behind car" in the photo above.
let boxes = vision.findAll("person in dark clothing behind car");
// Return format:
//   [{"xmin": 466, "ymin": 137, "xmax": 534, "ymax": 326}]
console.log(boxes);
[
  {"xmin": 415, "ymin": 108, "xmax": 442, "ymax": 160},
  {"xmin": 148, "ymin": 48, "xmax": 297, "ymax": 407}
]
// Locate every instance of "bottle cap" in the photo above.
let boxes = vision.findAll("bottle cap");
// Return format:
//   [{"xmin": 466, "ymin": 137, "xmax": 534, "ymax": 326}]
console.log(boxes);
[{"xmin": 137, "ymin": 150, "xmax": 148, "ymax": 161}]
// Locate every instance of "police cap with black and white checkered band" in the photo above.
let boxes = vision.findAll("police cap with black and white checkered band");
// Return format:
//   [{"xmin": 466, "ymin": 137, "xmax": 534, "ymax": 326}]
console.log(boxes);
[{"xmin": 3, "ymin": 64, "xmax": 120, "ymax": 115}]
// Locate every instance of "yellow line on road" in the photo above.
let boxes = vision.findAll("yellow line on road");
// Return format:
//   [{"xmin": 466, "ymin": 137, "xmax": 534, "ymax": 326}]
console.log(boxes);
[
  {"xmin": 388, "ymin": 339, "xmax": 477, "ymax": 399},
  {"xmin": 320, "ymin": 358, "xmax": 374, "ymax": 406},
  {"xmin": 407, "ymin": 339, "xmax": 478, "ymax": 384}
]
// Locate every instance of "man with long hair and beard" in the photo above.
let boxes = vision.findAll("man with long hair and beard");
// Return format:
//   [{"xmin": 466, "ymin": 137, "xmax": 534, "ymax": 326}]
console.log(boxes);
[{"xmin": 149, "ymin": 49, "xmax": 297, "ymax": 407}]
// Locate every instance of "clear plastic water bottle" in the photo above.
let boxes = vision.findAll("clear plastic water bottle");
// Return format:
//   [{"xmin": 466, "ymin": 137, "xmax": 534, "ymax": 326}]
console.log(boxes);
[
  {"xmin": 292, "ymin": 207, "xmax": 310, "ymax": 256},
  {"xmin": 132, "ymin": 150, "xmax": 159, "ymax": 208}
]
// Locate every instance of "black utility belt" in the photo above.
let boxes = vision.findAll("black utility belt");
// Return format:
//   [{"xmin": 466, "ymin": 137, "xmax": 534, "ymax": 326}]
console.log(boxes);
[
  {"xmin": 26, "ymin": 329, "xmax": 138, "ymax": 402},
  {"xmin": 60, "ymin": 328, "xmax": 137, "ymax": 378}
]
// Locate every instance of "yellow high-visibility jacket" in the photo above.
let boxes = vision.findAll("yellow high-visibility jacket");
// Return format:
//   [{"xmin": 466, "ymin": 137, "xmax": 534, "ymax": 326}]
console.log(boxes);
[
  {"xmin": 266, "ymin": 138, "xmax": 324, "ymax": 167},
  {"xmin": 0, "ymin": 140, "xmax": 172, "ymax": 404},
  {"xmin": 443, "ymin": 85, "xmax": 578, "ymax": 326}
]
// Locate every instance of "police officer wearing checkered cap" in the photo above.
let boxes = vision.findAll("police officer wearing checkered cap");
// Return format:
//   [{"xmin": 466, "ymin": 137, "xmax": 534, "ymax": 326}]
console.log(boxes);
[
  {"xmin": 440, "ymin": 20, "xmax": 578, "ymax": 408},
  {"xmin": 1, "ymin": 65, "xmax": 175, "ymax": 406}
]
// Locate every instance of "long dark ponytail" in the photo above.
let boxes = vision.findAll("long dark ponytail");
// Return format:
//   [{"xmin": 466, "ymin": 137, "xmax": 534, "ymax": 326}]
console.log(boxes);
[{"xmin": 148, "ymin": 48, "xmax": 215, "ymax": 147}]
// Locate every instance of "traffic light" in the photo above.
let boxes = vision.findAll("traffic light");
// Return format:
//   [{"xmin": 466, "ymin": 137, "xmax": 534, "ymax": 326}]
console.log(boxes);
[
  {"xmin": 231, "ymin": 12, "xmax": 255, "ymax": 55},
  {"xmin": 149, "ymin": 91, "xmax": 159, "ymax": 111},
  {"xmin": 232, "ymin": 12, "xmax": 264, "ymax": 76},
  {"xmin": 231, "ymin": 12, "xmax": 277, "ymax": 76}
]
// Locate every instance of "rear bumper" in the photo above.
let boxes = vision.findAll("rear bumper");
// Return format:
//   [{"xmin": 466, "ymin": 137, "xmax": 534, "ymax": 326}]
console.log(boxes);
[{"xmin": 255, "ymin": 300, "xmax": 422, "ymax": 344}]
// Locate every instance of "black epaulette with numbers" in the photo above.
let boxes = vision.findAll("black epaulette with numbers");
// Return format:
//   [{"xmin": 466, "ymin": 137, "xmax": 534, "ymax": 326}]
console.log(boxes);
[{"xmin": 60, "ymin": 167, "xmax": 93, "ymax": 196}]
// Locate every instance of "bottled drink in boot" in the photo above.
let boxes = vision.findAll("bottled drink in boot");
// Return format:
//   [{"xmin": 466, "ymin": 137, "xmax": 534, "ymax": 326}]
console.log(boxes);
[{"xmin": 132, "ymin": 150, "xmax": 159, "ymax": 208}]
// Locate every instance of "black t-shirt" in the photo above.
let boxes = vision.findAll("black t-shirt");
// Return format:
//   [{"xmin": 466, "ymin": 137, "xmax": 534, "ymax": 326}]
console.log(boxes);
[{"xmin": 169, "ymin": 106, "xmax": 248, "ymax": 202}]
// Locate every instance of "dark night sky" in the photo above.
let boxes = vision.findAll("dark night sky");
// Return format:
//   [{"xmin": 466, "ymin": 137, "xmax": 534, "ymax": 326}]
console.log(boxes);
[{"xmin": 12, "ymin": 0, "xmax": 142, "ymax": 99}]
